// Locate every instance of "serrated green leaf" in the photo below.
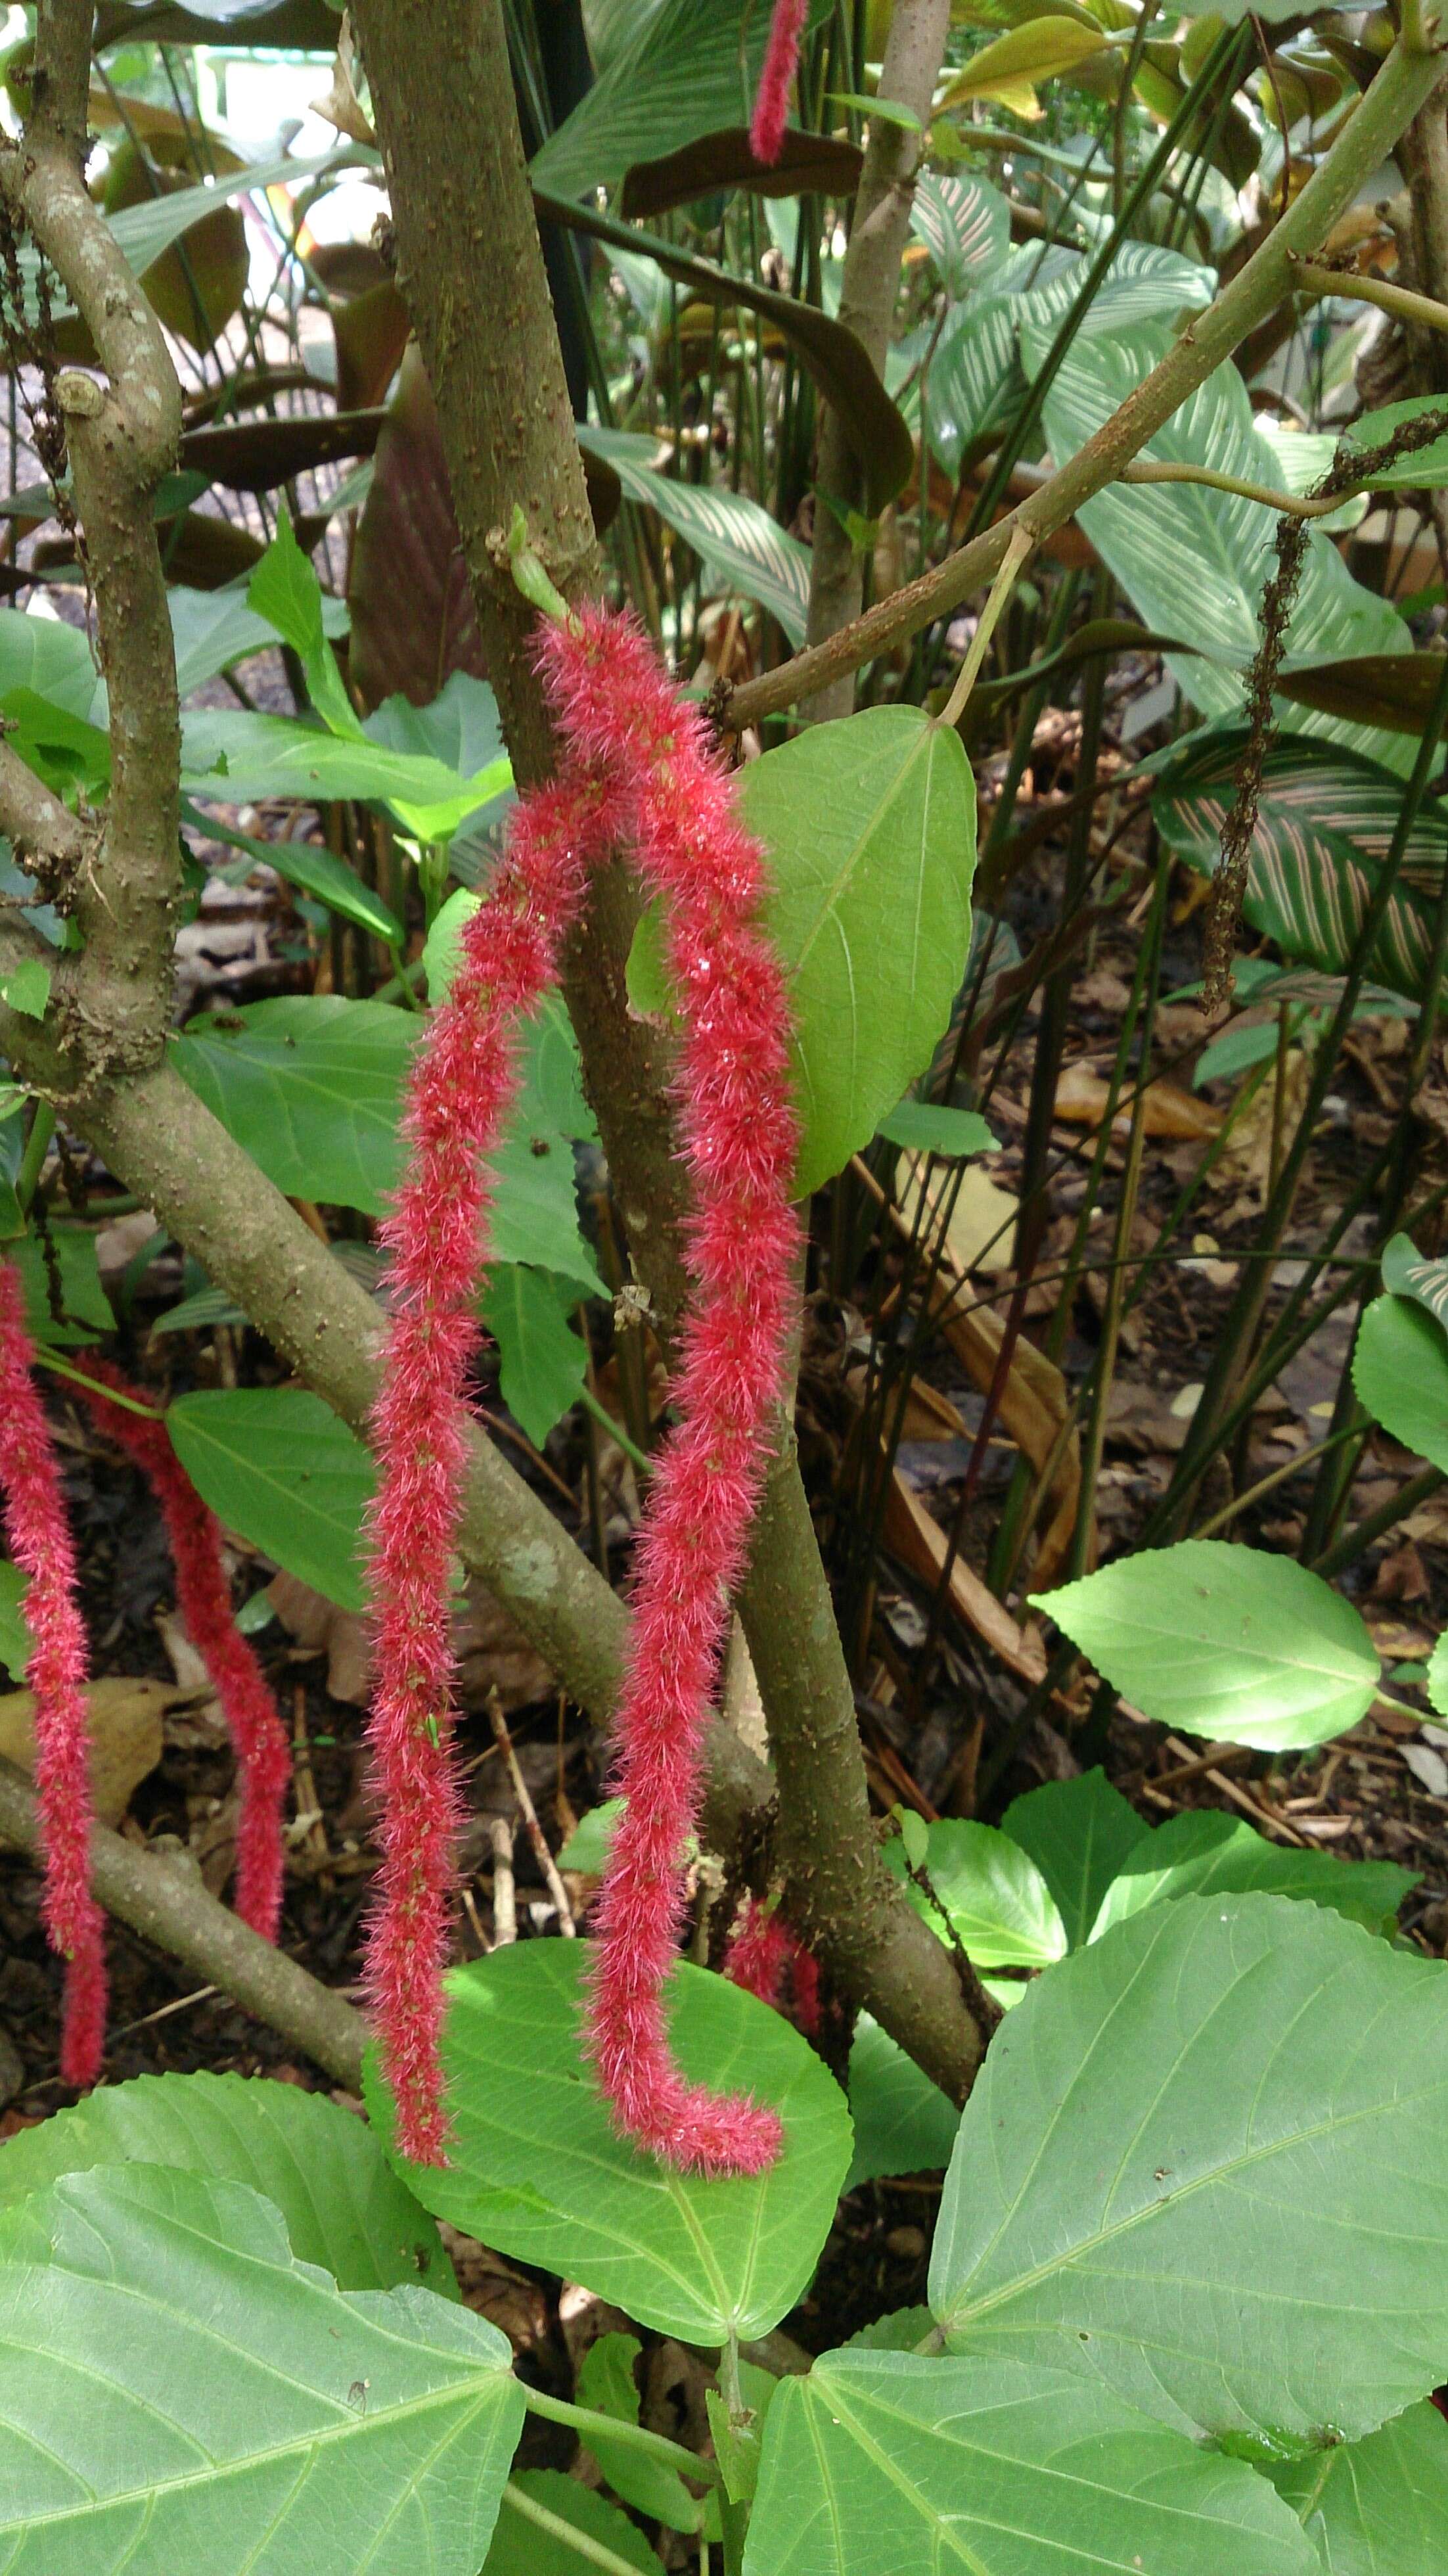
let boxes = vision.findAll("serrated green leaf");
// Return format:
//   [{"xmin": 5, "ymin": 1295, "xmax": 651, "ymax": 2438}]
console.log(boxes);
[
  {"xmin": 364, "ymin": 1941, "xmax": 852, "ymax": 2344},
  {"xmin": 1089, "ymin": 1809, "xmax": 1416, "ymax": 1941},
  {"xmin": 846, "ymin": 2014, "xmax": 960, "ymax": 2190},
  {"xmin": 576, "ymin": 2332, "xmax": 703, "ymax": 2530},
  {"xmin": 1001, "ymin": 1767, "xmax": 1145, "ymax": 1950},
  {"xmin": 883, "ymin": 1819, "xmax": 1066, "ymax": 1967},
  {"xmin": 1038, "ymin": 1538, "xmax": 1380, "ymax": 1750},
  {"xmin": 0, "ymin": 1560, "xmax": 30, "ymax": 1680},
  {"xmin": 1355, "ymin": 1293, "xmax": 1448, "ymax": 1471},
  {"xmin": 738, "ymin": 707, "xmax": 977, "ymax": 1198},
  {"xmin": 0, "ymin": 2069, "xmax": 455, "ymax": 2298},
  {"xmin": 744, "ymin": 2349, "xmax": 1318, "ymax": 2576},
  {"xmin": 0, "ymin": 959, "xmax": 49, "ymax": 1021},
  {"xmin": 170, "ymin": 994, "xmax": 602, "ymax": 1284},
  {"xmin": 556, "ymin": 1799, "xmax": 624, "ymax": 1874},
  {"xmin": 482, "ymin": 1266, "xmax": 587, "ymax": 1447},
  {"xmin": 876, "ymin": 1101, "xmax": 994, "ymax": 1157},
  {"xmin": 1269, "ymin": 2400, "xmax": 1448, "ymax": 2575},
  {"xmin": 166, "ymin": 1388, "xmax": 373, "ymax": 1609},
  {"xmin": 930, "ymin": 1895, "xmax": 1448, "ymax": 2444},
  {"xmin": 0, "ymin": 2162, "xmax": 522, "ymax": 2575},
  {"xmin": 840, "ymin": 2306, "xmax": 932, "ymax": 2353}
]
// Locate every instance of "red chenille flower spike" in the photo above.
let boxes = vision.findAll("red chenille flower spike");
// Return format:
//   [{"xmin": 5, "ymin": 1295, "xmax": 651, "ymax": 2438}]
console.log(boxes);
[
  {"xmin": 367, "ymin": 606, "xmax": 796, "ymax": 2178},
  {"xmin": 539, "ymin": 609, "xmax": 799, "ymax": 2175},
  {"xmin": 75, "ymin": 1361, "xmax": 290, "ymax": 1942},
  {"xmin": 0, "ymin": 1260, "xmax": 105, "ymax": 2086},
  {"xmin": 725, "ymin": 1897, "xmax": 821, "ymax": 2040},
  {"xmin": 365, "ymin": 772, "xmax": 616, "ymax": 2165},
  {"xmin": 750, "ymin": 0, "xmax": 809, "ymax": 166}
]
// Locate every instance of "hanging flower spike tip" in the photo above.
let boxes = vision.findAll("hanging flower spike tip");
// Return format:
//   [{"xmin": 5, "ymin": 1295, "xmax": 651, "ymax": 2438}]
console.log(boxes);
[
  {"xmin": 750, "ymin": 0, "xmax": 810, "ymax": 166},
  {"xmin": 75, "ymin": 1362, "xmax": 291, "ymax": 1943},
  {"xmin": 365, "ymin": 603, "xmax": 798, "ymax": 2178},
  {"xmin": 0, "ymin": 1261, "xmax": 105, "ymax": 2088},
  {"xmin": 543, "ymin": 609, "xmax": 798, "ymax": 2176},
  {"xmin": 365, "ymin": 765, "xmax": 621, "ymax": 2166}
]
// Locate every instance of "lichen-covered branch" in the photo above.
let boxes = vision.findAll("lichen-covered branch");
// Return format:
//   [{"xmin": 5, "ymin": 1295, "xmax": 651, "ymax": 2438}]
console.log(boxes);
[
  {"xmin": 1, "ymin": 0, "xmax": 182, "ymax": 1069},
  {"xmin": 0, "ymin": 1756, "xmax": 366, "ymax": 2086}
]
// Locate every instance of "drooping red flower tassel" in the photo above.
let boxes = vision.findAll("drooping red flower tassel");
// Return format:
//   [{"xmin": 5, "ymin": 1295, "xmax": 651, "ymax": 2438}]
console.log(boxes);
[
  {"xmin": 365, "ymin": 772, "xmax": 618, "ymax": 2165},
  {"xmin": 367, "ymin": 605, "xmax": 797, "ymax": 2176},
  {"xmin": 725, "ymin": 1897, "xmax": 821, "ymax": 2040},
  {"xmin": 540, "ymin": 609, "xmax": 799, "ymax": 2175},
  {"xmin": 750, "ymin": 0, "xmax": 809, "ymax": 166},
  {"xmin": 0, "ymin": 1261, "xmax": 105, "ymax": 2086},
  {"xmin": 75, "ymin": 1362, "xmax": 290, "ymax": 1941}
]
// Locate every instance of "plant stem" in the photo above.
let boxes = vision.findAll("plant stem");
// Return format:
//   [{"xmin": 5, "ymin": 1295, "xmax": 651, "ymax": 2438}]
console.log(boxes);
[
  {"xmin": 1118, "ymin": 459, "xmax": 1352, "ymax": 517},
  {"xmin": 30, "ymin": 1350, "xmax": 164, "ymax": 1418},
  {"xmin": 1288, "ymin": 257, "xmax": 1448, "ymax": 338},
  {"xmin": 15, "ymin": 1100, "xmax": 54, "ymax": 1213},
  {"xmin": 523, "ymin": 2386, "xmax": 719, "ymax": 2487},
  {"xmin": 1190, "ymin": 1423, "xmax": 1363, "ymax": 1540},
  {"xmin": 936, "ymin": 529, "xmax": 1036, "ymax": 731},
  {"xmin": 578, "ymin": 1382, "xmax": 652, "ymax": 1476},
  {"xmin": 502, "ymin": 2481, "xmax": 654, "ymax": 2576},
  {"xmin": 0, "ymin": 1755, "xmax": 365, "ymax": 2083},
  {"xmin": 1309, "ymin": 1461, "xmax": 1447, "ymax": 1577}
]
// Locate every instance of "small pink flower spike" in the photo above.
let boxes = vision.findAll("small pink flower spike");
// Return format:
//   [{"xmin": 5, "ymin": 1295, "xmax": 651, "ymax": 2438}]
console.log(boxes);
[
  {"xmin": 76, "ymin": 1362, "xmax": 291, "ymax": 1942},
  {"xmin": 751, "ymin": 0, "xmax": 810, "ymax": 166},
  {"xmin": 725, "ymin": 1897, "xmax": 821, "ymax": 2039},
  {"xmin": 723, "ymin": 1899, "xmax": 792, "ymax": 2008},
  {"xmin": 0, "ymin": 1260, "xmax": 105, "ymax": 2088},
  {"xmin": 541, "ymin": 608, "xmax": 799, "ymax": 2177},
  {"xmin": 365, "ymin": 772, "xmax": 616, "ymax": 2165}
]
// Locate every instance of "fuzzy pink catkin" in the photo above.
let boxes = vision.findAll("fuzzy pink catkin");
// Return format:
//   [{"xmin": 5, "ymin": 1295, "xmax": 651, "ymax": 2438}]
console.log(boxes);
[
  {"xmin": 0, "ymin": 1261, "xmax": 105, "ymax": 2087},
  {"xmin": 76, "ymin": 1363, "xmax": 290, "ymax": 1941},
  {"xmin": 725, "ymin": 1897, "xmax": 821, "ymax": 2040},
  {"xmin": 365, "ymin": 771, "xmax": 616, "ymax": 2165},
  {"xmin": 542, "ymin": 608, "xmax": 799, "ymax": 2176},
  {"xmin": 367, "ymin": 605, "xmax": 797, "ymax": 2178},
  {"xmin": 750, "ymin": 0, "xmax": 809, "ymax": 165}
]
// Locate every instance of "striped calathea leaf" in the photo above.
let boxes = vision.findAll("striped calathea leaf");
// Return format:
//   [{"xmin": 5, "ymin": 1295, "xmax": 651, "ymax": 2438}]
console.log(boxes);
[{"xmin": 1152, "ymin": 726, "xmax": 1448, "ymax": 1005}]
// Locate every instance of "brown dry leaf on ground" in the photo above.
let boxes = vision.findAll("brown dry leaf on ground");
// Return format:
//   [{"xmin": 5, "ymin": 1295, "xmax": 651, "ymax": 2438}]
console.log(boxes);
[
  {"xmin": 929, "ymin": 1288, "xmax": 1087, "ymax": 1588},
  {"xmin": 0, "ymin": 1675, "xmax": 169, "ymax": 1824},
  {"xmin": 1054, "ymin": 1061, "xmax": 1222, "ymax": 1141},
  {"xmin": 882, "ymin": 1467, "xmax": 1046, "ymax": 1684},
  {"xmin": 896, "ymin": 1158, "xmax": 1018, "ymax": 1275},
  {"xmin": 1209, "ymin": 1048, "xmax": 1312, "ymax": 1208}
]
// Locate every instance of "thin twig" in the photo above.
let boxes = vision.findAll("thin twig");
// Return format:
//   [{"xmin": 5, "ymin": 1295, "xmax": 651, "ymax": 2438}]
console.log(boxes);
[
  {"xmin": 488, "ymin": 1814, "xmax": 517, "ymax": 1947},
  {"xmin": 486, "ymin": 1694, "xmax": 575, "ymax": 1935}
]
